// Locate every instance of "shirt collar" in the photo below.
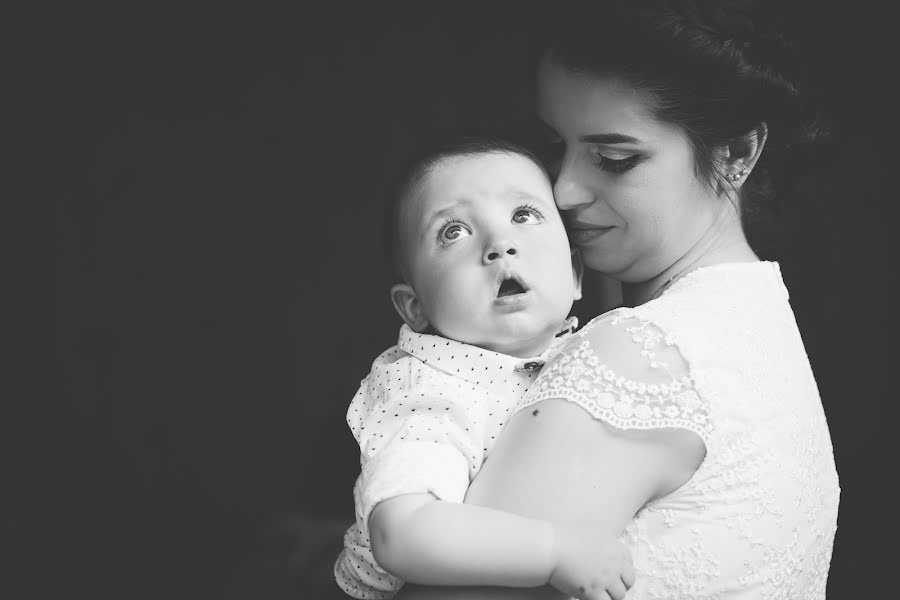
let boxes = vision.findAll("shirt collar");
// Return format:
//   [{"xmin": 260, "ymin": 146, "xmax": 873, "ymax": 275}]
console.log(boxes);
[{"xmin": 396, "ymin": 317, "xmax": 577, "ymax": 395}]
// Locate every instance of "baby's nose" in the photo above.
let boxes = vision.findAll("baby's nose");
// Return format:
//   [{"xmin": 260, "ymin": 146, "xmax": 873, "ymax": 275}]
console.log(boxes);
[{"xmin": 483, "ymin": 241, "xmax": 517, "ymax": 264}]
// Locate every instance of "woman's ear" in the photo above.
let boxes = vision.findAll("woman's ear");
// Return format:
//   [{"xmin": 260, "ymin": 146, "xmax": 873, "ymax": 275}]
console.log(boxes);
[
  {"xmin": 390, "ymin": 283, "xmax": 430, "ymax": 332},
  {"xmin": 718, "ymin": 122, "xmax": 769, "ymax": 191},
  {"xmin": 571, "ymin": 248, "xmax": 584, "ymax": 301}
]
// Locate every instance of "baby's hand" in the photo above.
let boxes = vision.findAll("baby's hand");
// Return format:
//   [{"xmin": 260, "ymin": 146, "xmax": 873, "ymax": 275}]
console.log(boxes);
[{"xmin": 548, "ymin": 526, "xmax": 635, "ymax": 600}]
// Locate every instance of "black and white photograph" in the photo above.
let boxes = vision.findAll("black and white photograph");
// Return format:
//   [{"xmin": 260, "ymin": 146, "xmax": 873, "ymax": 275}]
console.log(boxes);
[{"xmin": 5, "ymin": 1, "xmax": 896, "ymax": 598}]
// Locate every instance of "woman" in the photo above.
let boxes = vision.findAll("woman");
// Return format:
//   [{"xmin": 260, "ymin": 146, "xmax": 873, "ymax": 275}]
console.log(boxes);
[{"xmin": 397, "ymin": 1, "xmax": 840, "ymax": 598}]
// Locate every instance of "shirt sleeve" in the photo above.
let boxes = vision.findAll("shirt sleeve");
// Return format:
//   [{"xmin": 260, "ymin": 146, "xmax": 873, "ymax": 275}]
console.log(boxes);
[
  {"xmin": 335, "ymin": 523, "xmax": 402, "ymax": 599},
  {"xmin": 349, "ymin": 358, "xmax": 480, "ymax": 541},
  {"xmin": 517, "ymin": 313, "xmax": 712, "ymax": 444}
]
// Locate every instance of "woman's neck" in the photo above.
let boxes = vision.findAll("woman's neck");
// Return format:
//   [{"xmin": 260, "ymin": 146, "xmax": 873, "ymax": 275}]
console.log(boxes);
[{"xmin": 623, "ymin": 208, "xmax": 758, "ymax": 307}]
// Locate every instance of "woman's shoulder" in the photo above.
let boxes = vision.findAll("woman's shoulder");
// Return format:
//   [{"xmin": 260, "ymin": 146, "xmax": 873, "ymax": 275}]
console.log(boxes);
[
  {"xmin": 529, "ymin": 305, "xmax": 711, "ymax": 443},
  {"xmin": 581, "ymin": 261, "xmax": 788, "ymax": 339},
  {"xmin": 654, "ymin": 260, "xmax": 788, "ymax": 308},
  {"xmin": 533, "ymin": 261, "xmax": 790, "ymax": 439}
]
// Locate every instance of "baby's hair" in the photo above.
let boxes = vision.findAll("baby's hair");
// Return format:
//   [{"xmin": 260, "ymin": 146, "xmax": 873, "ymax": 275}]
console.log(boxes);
[{"xmin": 383, "ymin": 129, "xmax": 549, "ymax": 285}]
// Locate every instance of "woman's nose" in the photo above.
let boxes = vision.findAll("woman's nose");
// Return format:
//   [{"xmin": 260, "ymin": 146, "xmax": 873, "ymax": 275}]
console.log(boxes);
[
  {"xmin": 483, "ymin": 240, "xmax": 518, "ymax": 264},
  {"xmin": 554, "ymin": 167, "xmax": 595, "ymax": 210}
]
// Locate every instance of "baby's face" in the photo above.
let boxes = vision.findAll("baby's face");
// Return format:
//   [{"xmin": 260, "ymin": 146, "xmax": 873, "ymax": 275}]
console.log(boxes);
[{"xmin": 398, "ymin": 151, "xmax": 580, "ymax": 357}]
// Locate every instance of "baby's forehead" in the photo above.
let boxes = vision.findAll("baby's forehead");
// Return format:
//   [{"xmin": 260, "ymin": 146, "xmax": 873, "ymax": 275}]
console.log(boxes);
[
  {"xmin": 411, "ymin": 152, "xmax": 551, "ymax": 215},
  {"xmin": 427, "ymin": 150, "xmax": 547, "ymax": 181},
  {"xmin": 391, "ymin": 149, "xmax": 556, "ymax": 273}
]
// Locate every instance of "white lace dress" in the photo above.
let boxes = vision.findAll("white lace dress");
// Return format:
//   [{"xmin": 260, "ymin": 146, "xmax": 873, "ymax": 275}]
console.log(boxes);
[{"xmin": 518, "ymin": 262, "xmax": 840, "ymax": 599}]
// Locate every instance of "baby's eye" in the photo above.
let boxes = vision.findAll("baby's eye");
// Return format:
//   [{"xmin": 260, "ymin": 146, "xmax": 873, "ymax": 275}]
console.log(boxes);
[
  {"xmin": 439, "ymin": 222, "xmax": 472, "ymax": 245},
  {"xmin": 512, "ymin": 206, "xmax": 544, "ymax": 224}
]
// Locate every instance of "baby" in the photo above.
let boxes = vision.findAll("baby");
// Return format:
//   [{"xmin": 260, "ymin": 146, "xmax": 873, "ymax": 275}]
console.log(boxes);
[{"xmin": 334, "ymin": 133, "xmax": 634, "ymax": 600}]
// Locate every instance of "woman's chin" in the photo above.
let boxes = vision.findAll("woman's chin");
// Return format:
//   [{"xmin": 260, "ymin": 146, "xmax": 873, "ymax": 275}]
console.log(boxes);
[{"xmin": 578, "ymin": 250, "xmax": 628, "ymax": 278}]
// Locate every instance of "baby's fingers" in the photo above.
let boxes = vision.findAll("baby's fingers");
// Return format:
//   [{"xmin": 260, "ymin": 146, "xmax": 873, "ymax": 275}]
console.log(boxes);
[
  {"xmin": 577, "ymin": 590, "xmax": 611, "ymax": 600},
  {"xmin": 622, "ymin": 559, "xmax": 636, "ymax": 589},
  {"xmin": 605, "ymin": 578, "xmax": 628, "ymax": 600}
]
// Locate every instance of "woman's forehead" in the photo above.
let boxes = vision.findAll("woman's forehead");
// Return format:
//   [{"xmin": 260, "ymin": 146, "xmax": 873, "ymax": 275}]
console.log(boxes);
[{"xmin": 537, "ymin": 59, "xmax": 661, "ymax": 137}]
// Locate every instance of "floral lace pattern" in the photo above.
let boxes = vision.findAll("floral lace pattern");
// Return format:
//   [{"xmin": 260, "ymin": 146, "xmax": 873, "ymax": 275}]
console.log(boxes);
[
  {"xmin": 517, "ymin": 262, "xmax": 839, "ymax": 599},
  {"xmin": 519, "ymin": 316, "xmax": 712, "ymax": 442}
]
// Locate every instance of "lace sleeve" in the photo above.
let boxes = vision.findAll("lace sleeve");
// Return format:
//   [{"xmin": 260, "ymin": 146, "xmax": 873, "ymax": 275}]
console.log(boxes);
[{"xmin": 518, "ymin": 314, "xmax": 712, "ymax": 443}]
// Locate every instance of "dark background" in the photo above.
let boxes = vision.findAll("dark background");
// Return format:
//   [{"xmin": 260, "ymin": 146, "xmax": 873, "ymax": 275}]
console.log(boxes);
[{"xmin": 4, "ymin": 2, "xmax": 896, "ymax": 598}]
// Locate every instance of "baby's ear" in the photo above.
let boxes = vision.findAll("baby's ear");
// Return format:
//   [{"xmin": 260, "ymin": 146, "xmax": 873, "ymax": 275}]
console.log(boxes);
[
  {"xmin": 571, "ymin": 248, "xmax": 584, "ymax": 301},
  {"xmin": 390, "ymin": 283, "xmax": 430, "ymax": 332}
]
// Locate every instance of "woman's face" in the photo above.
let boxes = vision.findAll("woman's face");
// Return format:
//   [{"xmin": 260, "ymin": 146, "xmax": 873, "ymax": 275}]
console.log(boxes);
[{"xmin": 537, "ymin": 58, "xmax": 722, "ymax": 283}]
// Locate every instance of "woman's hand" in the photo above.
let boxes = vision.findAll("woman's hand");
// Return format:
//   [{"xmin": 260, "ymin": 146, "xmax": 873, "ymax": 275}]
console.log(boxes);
[{"xmin": 549, "ymin": 526, "xmax": 635, "ymax": 600}]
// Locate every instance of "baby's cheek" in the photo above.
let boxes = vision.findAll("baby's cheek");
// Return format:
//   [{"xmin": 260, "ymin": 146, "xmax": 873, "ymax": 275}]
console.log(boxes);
[{"xmin": 427, "ymin": 293, "xmax": 471, "ymax": 336}]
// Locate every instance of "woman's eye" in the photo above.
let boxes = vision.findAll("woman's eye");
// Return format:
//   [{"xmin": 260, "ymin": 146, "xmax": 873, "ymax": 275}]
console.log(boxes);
[
  {"xmin": 591, "ymin": 150, "xmax": 641, "ymax": 174},
  {"xmin": 439, "ymin": 223, "xmax": 471, "ymax": 244},
  {"xmin": 512, "ymin": 207, "xmax": 543, "ymax": 224}
]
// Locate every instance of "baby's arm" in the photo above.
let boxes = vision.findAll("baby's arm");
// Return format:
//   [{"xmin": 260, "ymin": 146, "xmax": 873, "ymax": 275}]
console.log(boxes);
[
  {"xmin": 348, "ymin": 353, "xmax": 633, "ymax": 599},
  {"xmin": 369, "ymin": 493, "xmax": 553, "ymax": 587},
  {"xmin": 369, "ymin": 493, "xmax": 634, "ymax": 599}
]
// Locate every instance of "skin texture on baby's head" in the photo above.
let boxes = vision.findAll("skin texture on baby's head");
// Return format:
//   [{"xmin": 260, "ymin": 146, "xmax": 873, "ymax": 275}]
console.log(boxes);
[{"xmin": 386, "ymin": 135, "xmax": 581, "ymax": 358}]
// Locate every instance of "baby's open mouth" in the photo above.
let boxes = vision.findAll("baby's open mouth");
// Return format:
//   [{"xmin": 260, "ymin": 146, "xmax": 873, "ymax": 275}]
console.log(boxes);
[{"xmin": 497, "ymin": 276, "xmax": 527, "ymax": 298}]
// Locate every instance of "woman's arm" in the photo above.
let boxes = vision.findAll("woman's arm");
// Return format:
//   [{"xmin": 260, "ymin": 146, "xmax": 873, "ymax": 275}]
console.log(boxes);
[
  {"xmin": 395, "ymin": 318, "xmax": 707, "ymax": 600},
  {"xmin": 395, "ymin": 399, "xmax": 704, "ymax": 600},
  {"xmin": 468, "ymin": 399, "xmax": 704, "ymax": 530}
]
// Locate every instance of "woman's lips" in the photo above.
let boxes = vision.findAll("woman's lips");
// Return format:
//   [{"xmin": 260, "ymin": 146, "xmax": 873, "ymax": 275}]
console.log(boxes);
[{"xmin": 569, "ymin": 225, "xmax": 615, "ymax": 244}]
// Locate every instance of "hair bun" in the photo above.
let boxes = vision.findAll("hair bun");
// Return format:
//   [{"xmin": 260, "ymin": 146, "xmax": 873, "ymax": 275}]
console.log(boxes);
[{"xmin": 699, "ymin": 1, "xmax": 828, "ymax": 150}]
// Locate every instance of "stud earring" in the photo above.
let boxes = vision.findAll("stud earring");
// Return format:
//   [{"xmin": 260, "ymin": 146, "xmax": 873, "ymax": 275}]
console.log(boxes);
[{"xmin": 728, "ymin": 167, "xmax": 749, "ymax": 182}]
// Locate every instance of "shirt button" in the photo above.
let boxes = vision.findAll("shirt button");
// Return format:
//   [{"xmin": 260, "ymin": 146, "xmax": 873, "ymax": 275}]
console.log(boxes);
[{"xmin": 523, "ymin": 361, "xmax": 542, "ymax": 371}]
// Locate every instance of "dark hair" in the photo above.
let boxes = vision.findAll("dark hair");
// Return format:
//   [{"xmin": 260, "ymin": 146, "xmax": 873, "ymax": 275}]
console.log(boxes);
[
  {"xmin": 383, "ymin": 129, "xmax": 549, "ymax": 284},
  {"xmin": 535, "ymin": 0, "xmax": 828, "ymax": 254}
]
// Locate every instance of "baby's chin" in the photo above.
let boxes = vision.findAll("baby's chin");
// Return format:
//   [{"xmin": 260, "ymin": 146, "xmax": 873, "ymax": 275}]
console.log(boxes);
[{"xmin": 442, "ymin": 322, "xmax": 561, "ymax": 359}]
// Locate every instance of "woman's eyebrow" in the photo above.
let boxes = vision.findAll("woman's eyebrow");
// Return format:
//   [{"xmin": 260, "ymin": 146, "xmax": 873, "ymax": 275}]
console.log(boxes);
[{"xmin": 580, "ymin": 133, "xmax": 640, "ymax": 144}]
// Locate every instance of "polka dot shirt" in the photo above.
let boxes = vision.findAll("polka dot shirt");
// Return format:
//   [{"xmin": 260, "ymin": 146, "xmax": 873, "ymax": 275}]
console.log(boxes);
[{"xmin": 334, "ymin": 320, "xmax": 576, "ymax": 599}]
